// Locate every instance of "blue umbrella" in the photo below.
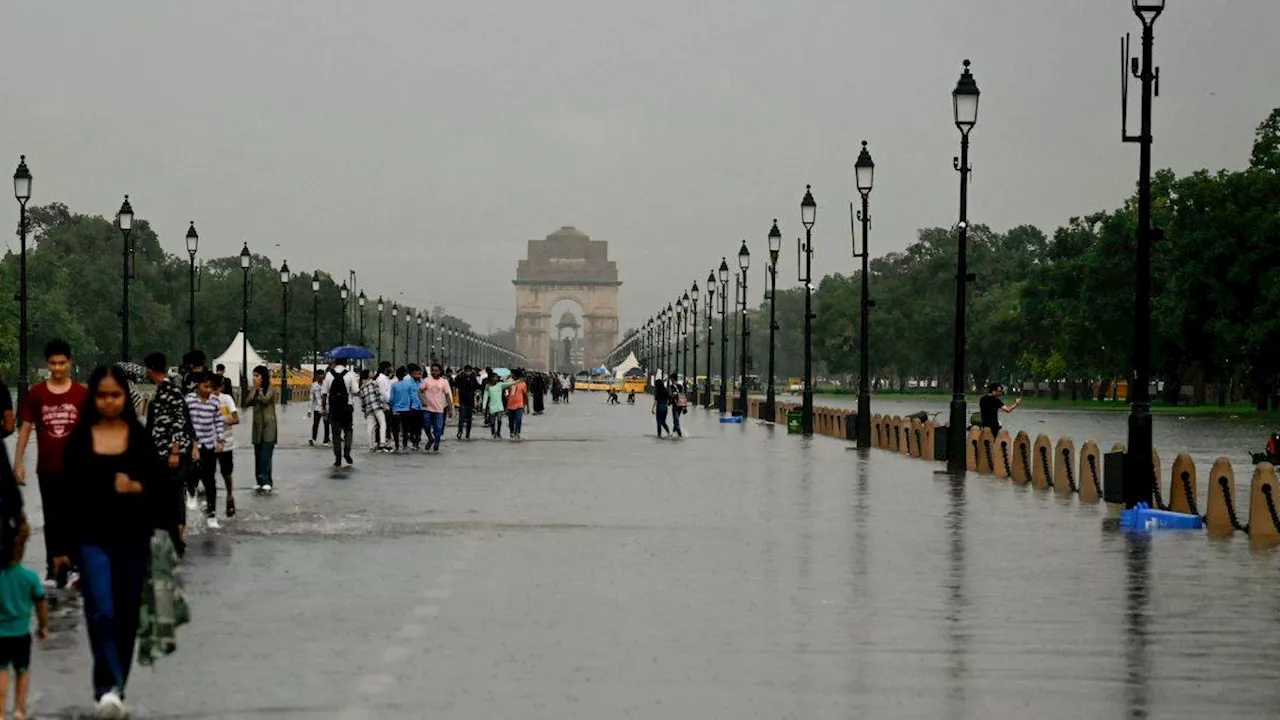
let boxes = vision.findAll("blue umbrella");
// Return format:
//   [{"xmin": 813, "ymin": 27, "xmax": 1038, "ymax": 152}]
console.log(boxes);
[
  {"xmin": 326, "ymin": 345, "xmax": 375, "ymax": 361},
  {"xmin": 492, "ymin": 367, "xmax": 512, "ymax": 378}
]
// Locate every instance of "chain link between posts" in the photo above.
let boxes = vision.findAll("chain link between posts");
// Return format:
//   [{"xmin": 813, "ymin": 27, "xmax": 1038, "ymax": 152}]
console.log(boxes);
[
  {"xmin": 1151, "ymin": 471, "xmax": 1170, "ymax": 511},
  {"xmin": 1020, "ymin": 443, "xmax": 1031, "ymax": 481},
  {"xmin": 1061, "ymin": 447, "xmax": 1078, "ymax": 493},
  {"xmin": 1263, "ymin": 484, "xmax": 1280, "ymax": 535},
  {"xmin": 1039, "ymin": 446, "xmax": 1052, "ymax": 486},
  {"xmin": 983, "ymin": 440, "xmax": 994, "ymax": 474},
  {"xmin": 1219, "ymin": 475, "xmax": 1249, "ymax": 533},
  {"xmin": 1177, "ymin": 471, "xmax": 1200, "ymax": 518},
  {"xmin": 1087, "ymin": 454, "xmax": 1102, "ymax": 498},
  {"xmin": 1000, "ymin": 441, "xmax": 1012, "ymax": 477}
]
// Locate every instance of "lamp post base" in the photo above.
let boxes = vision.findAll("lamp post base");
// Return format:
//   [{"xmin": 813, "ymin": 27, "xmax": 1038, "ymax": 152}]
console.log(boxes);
[
  {"xmin": 1124, "ymin": 405, "xmax": 1155, "ymax": 508},
  {"xmin": 857, "ymin": 392, "xmax": 872, "ymax": 447},
  {"xmin": 947, "ymin": 395, "xmax": 968, "ymax": 474}
]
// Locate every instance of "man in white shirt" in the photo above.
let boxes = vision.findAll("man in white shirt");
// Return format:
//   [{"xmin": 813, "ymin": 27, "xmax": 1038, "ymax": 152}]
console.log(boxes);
[
  {"xmin": 215, "ymin": 388, "xmax": 240, "ymax": 523},
  {"xmin": 375, "ymin": 361, "xmax": 394, "ymax": 449},
  {"xmin": 321, "ymin": 359, "xmax": 360, "ymax": 468}
]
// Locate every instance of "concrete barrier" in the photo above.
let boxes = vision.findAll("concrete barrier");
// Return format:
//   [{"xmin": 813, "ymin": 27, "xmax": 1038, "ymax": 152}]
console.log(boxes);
[
  {"xmin": 1205, "ymin": 458, "xmax": 1240, "ymax": 537},
  {"xmin": 978, "ymin": 428, "xmax": 997, "ymax": 475},
  {"xmin": 899, "ymin": 417, "xmax": 912, "ymax": 456},
  {"xmin": 1012, "ymin": 431, "xmax": 1032, "ymax": 485},
  {"xmin": 993, "ymin": 429, "xmax": 1012, "ymax": 478},
  {"xmin": 923, "ymin": 422, "xmax": 937, "ymax": 462},
  {"xmin": 1078, "ymin": 441, "xmax": 1102, "ymax": 503},
  {"xmin": 964, "ymin": 427, "xmax": 979, "ymax": 472},
  {"xmin": 910, "ymin": 419, "xmax": 925, "ymax": 459},
  {"xmin": 889, "ymin": 417, "xmax": 901, "ymax": 452},
  {"xmin": 1168, "ymin": 453, "xmax": 1199, "ymax": 516},
  {"xmin": 1248, "ymin": 464, "xmax": 1280, "ymax": 541},
  {"xmin": 1032, "ymin": 434, "xmax": 1053, "ymax": 491},
  {"xmin": 1052, "ymin": 437, "xmax": 1076, "ymax": 495}
]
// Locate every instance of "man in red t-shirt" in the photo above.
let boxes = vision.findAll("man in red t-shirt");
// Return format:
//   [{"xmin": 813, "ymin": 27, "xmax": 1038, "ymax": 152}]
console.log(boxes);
[{"xmin": 14, "ymin": 339, "xmax": 88, "ymax": 587}]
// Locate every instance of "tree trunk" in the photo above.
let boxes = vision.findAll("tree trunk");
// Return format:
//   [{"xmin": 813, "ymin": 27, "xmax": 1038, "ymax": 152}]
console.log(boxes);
[{"xmin": 1050, "ymin": 381, "xmax": 1061, "ymax": 400}]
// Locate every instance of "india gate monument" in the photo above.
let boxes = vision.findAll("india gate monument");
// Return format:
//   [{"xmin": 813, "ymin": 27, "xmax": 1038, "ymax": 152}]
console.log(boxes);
[{"xmin": 514, "ymin": 227, "xmax": 620, "ymax": 372}]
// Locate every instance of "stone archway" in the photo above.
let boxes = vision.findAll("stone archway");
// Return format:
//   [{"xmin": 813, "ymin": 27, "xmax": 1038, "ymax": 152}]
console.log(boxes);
[{"xmin": 514, "ymin": 227, "xmax": 620, "ymax": 371}]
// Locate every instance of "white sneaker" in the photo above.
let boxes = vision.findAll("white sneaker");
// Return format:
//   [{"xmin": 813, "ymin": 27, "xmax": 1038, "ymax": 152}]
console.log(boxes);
[
  {"xmin": 254, "ymin": 484, "xmax": 264, "ymax": 492},
  {"xmin": 262, "ymin": 484, "xmax": 273, "ymax": 494},
  {"xmin": 96, "ymin": 689, "xmax": 127, "ymax": 719},
  {"xmin": 185, "ymin": 495, "xmax": 198, "ymax": 511},
  {"xmin": 206, "ymin": 517, "xmax": 221, "ymax": 530}
]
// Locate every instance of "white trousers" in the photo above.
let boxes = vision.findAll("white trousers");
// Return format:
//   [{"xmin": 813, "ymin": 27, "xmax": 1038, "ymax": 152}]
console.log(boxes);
[{"xmin": 365, "ymin": 411, "xmax": 388, "ymax": 449}]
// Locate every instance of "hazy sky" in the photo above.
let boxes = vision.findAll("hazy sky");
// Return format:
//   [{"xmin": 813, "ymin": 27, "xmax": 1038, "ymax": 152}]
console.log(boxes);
[{"xmin": 2, "ymin": 1, "xmax": 1277, "ymax": 335}]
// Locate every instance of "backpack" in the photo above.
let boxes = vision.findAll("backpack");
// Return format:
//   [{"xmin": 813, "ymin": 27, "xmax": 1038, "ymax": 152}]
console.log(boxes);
[
  {"xmin": 676, "ymin": 390, "xmax": 688, "ymax": 408},
  {"xmin": 328, "ymin": 368, "xmax": 352, "ymax": 412}
]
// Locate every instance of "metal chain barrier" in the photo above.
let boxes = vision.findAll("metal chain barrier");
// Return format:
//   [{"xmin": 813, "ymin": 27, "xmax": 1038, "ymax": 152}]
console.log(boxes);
[
  {"xmin": 1019, "ymin": 443, "xmax": 1031, "ymax": 480},
  {"xmin": 1151, "ymin": 471, "xmax": 1169, "ymax": 511},
  {"xmin": 1061, "ymin": 447, "xmax": 1078, "ymax": 493},
  {"xmin": 1219, "ymin": 476, "xmax": 1249, "ymax": 533},
  {"xmin": 1087, "ymin": 454, "xmax": 1102, "ymax": 497},
  {"xmin": 1039, "ymin": 446, "xmax": 1052, "ymax": 486},
  {"xmin": 1263, "ymin": 484, "xmax": 1280, "ymax": 536},
  {"xmin": 983, "ymin": 440, "xmax": 994, "ymax": 474},
  {"xmin": 1178, "ymin": 471, "xmax": 1200, "ymax": 517},
  {"xmin": 1000, "ymin": 441, "xmax": 1012, "ymax": 476},
  {"xmin": 971, "ymin": 438, "xmax": 979, "ymax": 468}
]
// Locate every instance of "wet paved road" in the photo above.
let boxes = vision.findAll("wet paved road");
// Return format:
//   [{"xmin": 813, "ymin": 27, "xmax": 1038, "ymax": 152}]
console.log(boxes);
[{"xmin": 19, "ymin": 397, "xmax": 1280, "ymax": 718}]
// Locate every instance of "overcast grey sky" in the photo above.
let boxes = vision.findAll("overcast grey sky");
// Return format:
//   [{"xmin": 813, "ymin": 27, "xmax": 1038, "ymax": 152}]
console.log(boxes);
[{"xmin": 2, "ymin": 1, "xmax": 1277, "ymax": 335}]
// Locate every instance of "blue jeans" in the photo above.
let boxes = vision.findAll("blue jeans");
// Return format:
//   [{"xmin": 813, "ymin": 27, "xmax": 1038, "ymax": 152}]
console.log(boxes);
[
  {"xmin": 254, "ymin": 442, "xmax": 275, "ymax": 485},
  {"xmin": 656, "ymin": 402, "xmax": 670, "ymax": 436},
  {"xmin": 489, "ymin": 411, "xmax": 503, "ymax": 438},
  {"xmin": 508, "ymin": 408, "xmax": 524, "ymax": 436},
  {"xmin": 78, "ymin": 540, "xmax": 148, "ymax": 700},
  {"xmin": 671, "ymin": 405, "xmax": 683, "ymax": 436},
  {"xmin": 423, "ymin": 411, "xmax": 446, "ymax": 449}
]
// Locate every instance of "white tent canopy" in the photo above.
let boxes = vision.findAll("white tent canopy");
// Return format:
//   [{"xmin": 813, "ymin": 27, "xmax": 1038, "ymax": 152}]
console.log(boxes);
[
  {"xmin": 613, "ymin": 351, "xmax": 640, "ymax": 379},
  {"xmin": 212, "ymin": 332, "xmax": 267, "ymax": 386}
]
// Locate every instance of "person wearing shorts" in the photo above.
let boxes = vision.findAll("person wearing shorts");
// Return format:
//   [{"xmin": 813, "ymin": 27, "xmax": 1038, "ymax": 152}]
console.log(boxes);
[{"xmin": 0, "ymin": 522, "xmax": 49, "ymax": 719}]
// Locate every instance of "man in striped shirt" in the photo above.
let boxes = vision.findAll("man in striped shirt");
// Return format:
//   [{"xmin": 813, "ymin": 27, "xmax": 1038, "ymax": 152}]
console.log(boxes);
[{"xmin": 184, "ymin": 373, "xmax": 226, "ymax": 528}]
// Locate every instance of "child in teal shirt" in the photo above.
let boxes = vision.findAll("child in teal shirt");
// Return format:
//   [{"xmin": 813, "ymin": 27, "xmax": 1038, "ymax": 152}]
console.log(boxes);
[{"xmin": 0, "ymin": 523, "xmax": 48, "ymax": 719}]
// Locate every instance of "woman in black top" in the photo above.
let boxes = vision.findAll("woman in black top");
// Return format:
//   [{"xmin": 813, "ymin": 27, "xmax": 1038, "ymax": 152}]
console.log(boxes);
[
  {"xmin": 65, "ymin": 365, "xmax": 171, "ymax": 717},
  {"xmin": 651, "ymin": 379, "xmax": 671, "ymax": 438}
]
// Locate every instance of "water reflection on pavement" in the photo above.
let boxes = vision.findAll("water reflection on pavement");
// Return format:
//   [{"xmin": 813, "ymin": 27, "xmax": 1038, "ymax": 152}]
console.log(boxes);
[{"xmin": 18, "ymin": 399, "xmax": 1280, "ymax": 718}]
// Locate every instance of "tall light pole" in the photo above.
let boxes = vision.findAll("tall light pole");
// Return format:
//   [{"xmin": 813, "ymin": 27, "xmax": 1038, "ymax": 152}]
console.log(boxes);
[
  {"xmin": 185, "ymin": 222, "xmax": 198, "ymax": 351},
  {"xmin": 799, "ymin": 186, "xmax": 817, "ymax": 435},
  {"xmin": 280, "ymin": 261, "xmax": 291, "ymax": 404},
  {"xmin": 681, "ymin": 292, "xmax": 691, "ymax": 384},
  {"xmin": 690, "ymin": 282, "xmax": 700, "ymax": 404},
  {"xmin": 339, "ymin": 282, "xmax": 349, "ymax": 345},
  {"xmin": 12, "ymin": 157, "xmax": 31, "ymax": 412},
  {"xmin": 416, "ymin": 313, "xmax": 423, "ymax": 365},
  {"xmin": 404, "ymin": 310, "xmax": 412, "ymax": 366},
  {"xmin": 239, "ymin": 243, "xmax": 252, "ymax": 398},
  {"xmin": 358, "ymin": 291, "xmax": 367, "ymax": 348},
  {"xmin": 765, "ymin": 219, "xmax": 781, "ymax": 421},
  {"xmin": 705, "ymin": 273, "xmax": 715, "ymax": 408},
  {"xmin": 117, "ymin": 195, "xmax": 134, "ymax": 361},
  {"xmin": 854, "ymin": 141, "xmax": 876, "ymax": 448},
  {"xmin": 312, "ymin": 274, "xmax": 321, "ymax": 374},
  {"xmin": 718, "ymin": 258, "xmax": 729, "ymax": 413},
  {"xmin": 377, "ymin": 296, "xmax": 385, "ymax": 361},
  {"xmin": 948, "ymin": 60, "xmax": 980, "ymax": 474},
  {"xmin": 391, "ymin": 303, "xmax": 399, "ymax": 365},
  {"xmin": 737, "ymin": 241, "xmax": 751, "ymax": 416},
  {"xmin": 1122, "ymin": 0, "xmax": 1165, "ymax": 508}
]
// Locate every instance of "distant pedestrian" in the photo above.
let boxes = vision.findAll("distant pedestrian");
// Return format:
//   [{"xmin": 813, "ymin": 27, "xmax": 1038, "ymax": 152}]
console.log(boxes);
[
  {"xmin": 246, "ymin": 366, "xmax": 279, "ymax": 492},
  {"xmin": 651, "ymin": 378, "xmax": 671, "ymax": 438},
  {"xmin": 212, "ymin": 364, "xmax": 234, "ymax": 397},
  {"xmin": 66, "ymin": 364, "xmax": 173, "ymax": 719},
  {"xmin": 483, "ymin": 374, "xmax": 506, "ymax": 439},
  {"xmin": 143, "ymin": 352, "xmax": 196, "ymax": 547},
  {"xmin": 376, "ymin": 362, "xmax": 394, "ymax": 449},
  {"xmin": 419, "ymin": 363, "xmax": 452, "ymax": 453},
  {"xmin": 0, "ymin": 521, "xmax": 48, "ymax": 720},
  {"xmin": 979, "ymin": 383, "xmax": 1021, "ymax": 435},
  {"xmin": 184, "ymin": 372, "xmax": 226, "ymax": 528},
  {"xmin": 215, "ymin": 383, "xmax": 240, "ymax": 518},
  {"xmin": 390, "ymin": 365, "xmax": 422, "ymax": 451},
  {"xmin": 454, "ymin": 366, "xmax": 480, "ymax": 440},
  {"xmin": 358, "ymin": 369, "xmax": 390, "ymax": 452},
  {"xmin": 308, "ymin": 370, "xmax": 328, "ymax": 446},
  {"xmin": 321, "ymin": 359, "xmax": 358, "ymax": 467},
  {"xmin": 668, "ymin": 373, "xmax": 685, "ymax": 438},
  {"xmin": 14, "ymin": 339, "xmax": 88, "ymax": 588}
]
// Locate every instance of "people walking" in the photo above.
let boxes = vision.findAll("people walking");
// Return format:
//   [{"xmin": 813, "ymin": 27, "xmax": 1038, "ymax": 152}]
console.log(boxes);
[
  {"xmin": 506, "ymin": 369, "xmax": 529, "ymax": 441},
  {"xmin": 668, "ymin": 373, "xmax": 685, "ymax": 438},
  {"xmin": 215, "ymin": 382, "xmax": 240, "ymax": 518},
  {"xmin": 66, "ymin": 365, "xmax": 174, "ymax": 719},
  {"xmin": 246, "ymin": 366, "xmax": 279, "ymax": 493},
  {"xmin": 454, "ymin": 366, "xmax": 480, "ymax": 441},
  {"xmin": 308, "ymin": 370, "xmax": 328, "ymax": 446},
  {"xmin": 359, "ymin": 369, "xmax": 391, "ymax": 452},
  {"xmin": 14, "ymin": 340, "xmax": 88, "ymax": 588},
  {"xmin": 0, "ymin": 520, "xmax": 48, "ymax": 720},
  {"xmin": 389, "ymin": 365, "xmax": 423, "ymax": 452},
  {"xmin": 184, "ymin": 373, "xmax": 227, "ymax": 528},
  {"xmin": 321, "ymin": 359, "xmax": 358, "ymax": 467},
  {"xmin": 483, "ymin": 374, "xmax": 506, "ymax": 439},
  {"xmin": 376, "ymin": 362, "xmax": 394, "ymax": 450},
  {"xmin": 419, "ymin": 363, "xmax": 452, "ymax": 453},
  {"xmin": 651, "ymin": 378, "xmax": 671, "ymax": 438},
  {"xmin": 142, "ymin": 352, "xmax": 196, "ymax": 546}
]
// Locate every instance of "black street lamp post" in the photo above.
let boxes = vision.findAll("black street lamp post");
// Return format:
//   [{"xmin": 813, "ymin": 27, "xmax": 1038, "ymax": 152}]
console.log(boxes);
[
  {"xmin": 311, "ymin": 275, "xmax": 321, "ymax": 374},
  {"xmin": 13, "ymin": 157, "xmax": 31, "ymax": 412},
  {"xmin": 947, "ymin": 60, "xmax": 980, "ymax": 474},
  {"xmin": 339, "ymin": 282, "xmax": 349, "ymax": 345},
  {"xmin": 681, "ymin": 292, "xmax": 691, "ymax": 385},
  {"xmin": 280, "ymin": 261, "xmax": 291, "ymax": 404},
  {"xmin": 705, "ymin": 273, "xmax": 715, "ymax": 407},
  {"xmin": 391, "ymin": 304, "xmax": 399, "ymax": 365},
  {"xmin": 737, "ymin": 241, "xmax": 750, "ymax": 416},
  {"xmin": 1121, "ymin": 0, "xmax": 1165, "ymax": 508},
  {"xmin": 376, "ymin": 296, "xmax": 385, "ymax": 361},
  {"xmin": 799, "ymin": 186, "xmax": 816, "ymax": 435},
  {"xmin": 718, "ymin": 258, "xmax": 729, "ymax": 413},
  {"xmin": 690, "ymin": 282, "xmax": 699, "ymax": 403},
  {"xmin": 404, "ymin": 311, "xmax": 411, "ymax": 366},
  {"xmin": 416, "ymin": 313, "xmax": 423, "ymax": 365},
  {"xmin": 239, "ymin": 243, "xmax": 252, "ymax": 398},
  {"xmin": 665, "ymin": 303, "xmax": 673, "ymax": 378},
  {"xmin": 185, "ymin": 222, "xmax": 198, "ymax": 352},
  {"xmin": 765, "ymin": 220, "xmax": 781, "ymax": 421},
  {"xmin": 118, "ymin": 195, "xmax": 134, "ymax": 361},
  {"xmin": 854, "ymin": 141, "xmax": 876, "ymax": 448},
  {"xmin": 358, "ymin": 291, "xmax": 367, "ymax": 348}
]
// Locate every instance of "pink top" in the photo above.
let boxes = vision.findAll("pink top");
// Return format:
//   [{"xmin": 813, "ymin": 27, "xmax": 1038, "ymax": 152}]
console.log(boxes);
[{"xmin": 419, "ymin": 376, "xmax": 453, "ymax": 413}]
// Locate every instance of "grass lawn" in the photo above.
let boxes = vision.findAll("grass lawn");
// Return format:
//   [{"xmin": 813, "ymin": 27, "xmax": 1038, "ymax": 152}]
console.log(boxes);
[{"xmin": 812, "ymin": 388, "xmax": 1274, "ymax": 418}]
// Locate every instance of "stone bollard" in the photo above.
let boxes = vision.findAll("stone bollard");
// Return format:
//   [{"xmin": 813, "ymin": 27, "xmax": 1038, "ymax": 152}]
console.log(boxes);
[
  {"xmin": 977, "ymin": 428, "xmax": 995, "ymax": 474},
  {"xmin": 923, "ymin": 421, "xmax": 937, "ymax": 462},
  {"xmin": 994, "ymin": 429, "xmax": 1013, "ymax": 478},
  {"xmin": 1248, "ymin": 464, "xmax": 1280, "ymax": 541},
  {"xmin": 889, "ymin": 417, "xmax": 902, "ymax": 452},
  {"xmin": 1168, "ymin": 453, "xmax": 1199, "ymax": 516},
  {"xmin": 1078, "ymin": 441, "xmax": 1102, "ymax": 503},
  {"xmin": 1032, "ymin": 434, "xmax": 1053, "ymax": 491},
  {"xmin": 900, "ymin": 417, "xmax": 913, "ymax": 456},
  {"xmin": 911, "ymin": 418, "xmax": 925, "ymax": 459},
  {"xmin": 965, "ymin": 427, "xmax": 980, "ymax": 472},
  {"xmin": 1012, "ymin": 431, "xmax": 1032, "ymax": 485},
  {"xmin": 1052, "ymin": 437, "xmax": 1076, "ymax": 495},
  {"xmin": 1204, "ymin": 458, "xmax": 1240, "ymax": 537}
]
